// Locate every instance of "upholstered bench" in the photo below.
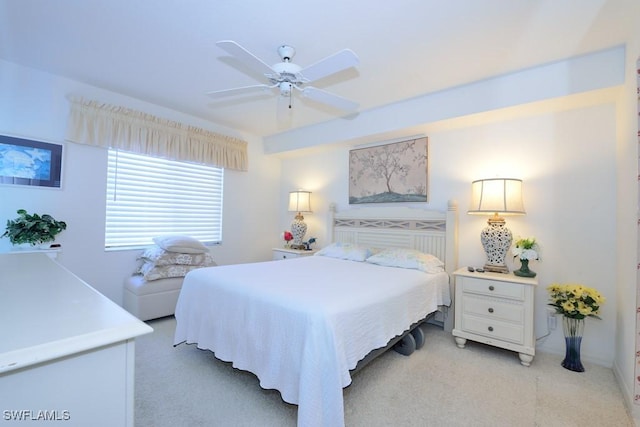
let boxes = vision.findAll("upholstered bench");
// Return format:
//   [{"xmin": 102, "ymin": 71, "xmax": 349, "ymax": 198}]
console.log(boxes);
[{"xmin": 123, "ymin": 275, "xmax": 184, "ymax": 321}]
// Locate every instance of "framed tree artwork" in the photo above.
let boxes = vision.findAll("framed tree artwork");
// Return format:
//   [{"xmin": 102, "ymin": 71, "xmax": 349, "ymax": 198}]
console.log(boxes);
[{"xmin": 349, "ymin": 137, "xmax": 428, "ymax": 204}]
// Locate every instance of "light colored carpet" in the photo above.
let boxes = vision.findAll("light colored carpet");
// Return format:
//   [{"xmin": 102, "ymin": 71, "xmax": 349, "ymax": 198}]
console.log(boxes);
[{"xmin": 135, "ymin": 317, "xmax": 633, "ymax": 426}]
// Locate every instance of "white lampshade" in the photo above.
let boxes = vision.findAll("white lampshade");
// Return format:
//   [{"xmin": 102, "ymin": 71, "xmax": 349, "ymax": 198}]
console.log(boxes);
[
  {"xmin": 468, "ymin": 178, "xmax": 525, "ymax": 216},
  {"xmin": 288, "ymin": 190, "xmax": 312, "ymax": 213}
]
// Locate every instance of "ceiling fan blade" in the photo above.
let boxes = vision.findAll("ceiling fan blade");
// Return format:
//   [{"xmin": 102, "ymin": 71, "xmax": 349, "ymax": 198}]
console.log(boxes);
[
  {"xmin": 206, "ymin": 84, "xmax": 275, "ymax": 99},
  {"xmin": 299, "ymin": 49, "xmax": 359, "ymax": 83},
  {"xmin": 216, "ymin": 40, "xmax": 277, "ymax": 78},
  {"xmin": 301, "ymin": 86, "xmax": 359, "ymax": 112}
]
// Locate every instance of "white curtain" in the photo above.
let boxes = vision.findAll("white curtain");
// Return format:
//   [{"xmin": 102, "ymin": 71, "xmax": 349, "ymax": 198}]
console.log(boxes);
[{"xmin": 65, "ymin": 97, "xmax": 248, "ymax": 171}]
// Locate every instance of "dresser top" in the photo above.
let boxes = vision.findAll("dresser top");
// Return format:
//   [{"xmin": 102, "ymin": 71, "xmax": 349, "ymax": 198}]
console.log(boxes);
[{"xmin": 0, "ymin": 253, "xmax": 152, "ymax": 373}]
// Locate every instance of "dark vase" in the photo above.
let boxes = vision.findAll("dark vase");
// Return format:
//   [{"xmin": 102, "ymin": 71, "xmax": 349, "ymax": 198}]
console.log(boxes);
[
  {"xmin": 562, "ymin": 316, "xmax": 585, "ymax": 372},
  {"xmin": 514, "ymin": 258, "xmax": 536, "ymax": 277}
]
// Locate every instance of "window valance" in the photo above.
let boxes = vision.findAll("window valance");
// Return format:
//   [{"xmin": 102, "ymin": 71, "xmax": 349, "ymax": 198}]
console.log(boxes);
[{"xmin": 65, "ymin": 97, "xmax": 248, "ymax": 171}]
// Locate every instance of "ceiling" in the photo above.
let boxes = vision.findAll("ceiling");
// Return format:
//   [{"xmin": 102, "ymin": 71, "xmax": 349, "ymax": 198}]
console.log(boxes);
[{"xmin": 0, "ymin": 1, "xmax": 636, "ymax": 139}]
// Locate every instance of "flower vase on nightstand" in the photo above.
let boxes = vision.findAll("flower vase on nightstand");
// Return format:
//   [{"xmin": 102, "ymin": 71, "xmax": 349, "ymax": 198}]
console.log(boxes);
[
  {"xmin": 514, "ymin": 258, "xmax": 536, "ymax": 278},
  {"xmin": 512, "ymin": 237, "xmax": 539, "ymax": 278},
  {"xmin": 282, "ymin": 231, "xmax": 293, "ymax": 249}
]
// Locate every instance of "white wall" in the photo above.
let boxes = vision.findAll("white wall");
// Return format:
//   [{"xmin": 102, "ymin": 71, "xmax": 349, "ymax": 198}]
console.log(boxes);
[
  {"xmin": 0, "ymin": 60, "xmax": 281, "ymax": 304},
  {"xmin": 279, "ymin": 101, "xmax": 618, "ymax": 366}
]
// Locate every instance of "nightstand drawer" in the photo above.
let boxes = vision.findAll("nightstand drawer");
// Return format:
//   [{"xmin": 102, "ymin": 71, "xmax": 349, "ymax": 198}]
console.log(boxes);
[
  {"xmin": 272, "ymin": 248, "xmax": 317, "ymax": 260},
  {"xmin": 462, "ymin": 294, "xmax": 524, "ymax": 324},
  {"xmin": 273, "ymin": 251, "xmax": 300, "ymax": 260},
  {"xmin": 462, "ymin": 277, "xmax": 525, "ymax": 300},
  {"xmin": 461, "ymin": 315, "xmax": 524, "ymax": 345}
]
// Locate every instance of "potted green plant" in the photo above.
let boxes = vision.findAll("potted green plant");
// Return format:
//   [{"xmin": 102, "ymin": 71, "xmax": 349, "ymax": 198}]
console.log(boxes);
[{"xmin": 2, "ymin": 209, "xmax": 67, "ymax": 247}]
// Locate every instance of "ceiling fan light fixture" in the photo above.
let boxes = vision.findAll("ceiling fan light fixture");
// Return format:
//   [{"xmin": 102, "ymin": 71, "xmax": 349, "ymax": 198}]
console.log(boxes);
[{"xmin": 279, "ymin": 82, "xmax": 292, "ymax": 97}]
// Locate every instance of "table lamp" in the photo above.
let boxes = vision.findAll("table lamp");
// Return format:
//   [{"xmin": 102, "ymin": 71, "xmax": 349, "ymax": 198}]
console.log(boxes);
[
  {"xmin": 468, "ymin": 178, "xmax": 525, "ymax": 273},
  {"xmin": 288, "ymin": 190, "xmax": 312, "ymax": 250}
]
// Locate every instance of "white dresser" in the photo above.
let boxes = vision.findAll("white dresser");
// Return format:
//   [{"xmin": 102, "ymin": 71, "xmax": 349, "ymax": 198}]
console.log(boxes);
[
  {"xmin": 272, "ymin": 247, "xmax": 317, "ymax": 260},
  {"xmin": 0, "ymin": 253, "xmax": 153, "ymax": 426},
  {"xmin": 452, "ymin": 267, "xmax": 537, "ymax": 366}
]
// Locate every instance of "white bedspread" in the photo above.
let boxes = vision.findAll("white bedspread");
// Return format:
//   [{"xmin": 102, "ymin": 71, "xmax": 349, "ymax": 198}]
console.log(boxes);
[{"xmin": 173, "ymin": 256, "xmax": 450, "ymax": 427}]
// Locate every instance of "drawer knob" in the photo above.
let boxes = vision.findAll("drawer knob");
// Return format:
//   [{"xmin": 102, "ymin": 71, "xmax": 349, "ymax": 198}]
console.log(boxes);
[
  {"xmin": 283, "ymin": 255, "xmax": 287, "ymax": 259},
  {"xmin": 488, "ymin": 285, "xmax": 495, "ymax": 291},
  {"xmin": 488, "ymin": 308, "xmax": 494, "ymax": 313},
  {"xmin": 488, "ymin": 326, "xmax": 494, "ymax": 332}
]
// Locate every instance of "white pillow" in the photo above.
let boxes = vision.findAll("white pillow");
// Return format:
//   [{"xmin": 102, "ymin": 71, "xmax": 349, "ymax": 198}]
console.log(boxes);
[
  {"xmin": 314, "ymin": 242, "xmax": 373, "ymax": 262},
  {"xmin": 152, "ymin": 235, "xmax": 208, "ymax": 254},
  {"xmin": 365, "ymin": 247, "xmax": 444, "ymax": 273}
]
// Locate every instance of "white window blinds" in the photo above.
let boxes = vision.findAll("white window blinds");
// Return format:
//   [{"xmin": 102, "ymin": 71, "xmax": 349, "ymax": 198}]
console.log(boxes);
[{"xmin": 105, "ymin": 149, "xmax": 223, "ymax": 249}]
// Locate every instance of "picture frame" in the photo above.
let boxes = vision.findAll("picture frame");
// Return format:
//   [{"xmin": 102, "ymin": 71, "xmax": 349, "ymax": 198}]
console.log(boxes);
[
  {"xmin": 0, "ymin": 134, "xmax": 63, "ymax": 188},
  {"xmin": 349, "ymin": 136, "xmax": 428, "ymax": 204}
]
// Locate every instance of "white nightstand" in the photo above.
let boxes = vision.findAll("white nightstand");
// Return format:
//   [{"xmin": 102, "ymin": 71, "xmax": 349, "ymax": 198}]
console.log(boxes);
[
  {"xmin": 272, "ymin": 248, "xmax": 317, "ymax": 260},
  {"xmin": 452, "ymin": 267, "xmax": 538, "ymax": 366}
]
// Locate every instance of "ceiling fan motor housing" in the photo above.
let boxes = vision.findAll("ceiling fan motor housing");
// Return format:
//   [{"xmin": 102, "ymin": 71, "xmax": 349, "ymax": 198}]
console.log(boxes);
[{"xmin": 270, "ymin": 62, "xmax": 305, "ymax": 92}]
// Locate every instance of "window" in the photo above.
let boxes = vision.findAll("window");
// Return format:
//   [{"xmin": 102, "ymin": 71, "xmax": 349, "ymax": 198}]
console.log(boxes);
[{"xmin": 105, "ymin": 149, "xmax": 223, "ymax": 250}]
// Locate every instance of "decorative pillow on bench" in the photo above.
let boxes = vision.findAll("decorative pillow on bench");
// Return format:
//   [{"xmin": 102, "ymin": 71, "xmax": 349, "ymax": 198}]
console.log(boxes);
[
  {"xmin": 136, "ymin": 263, "xmax": 209, "ymax": 281},
  {"xmin": 139, "ymin": 246, "xmax": 216, "ymax": 266},
  {"xmin": 152, "ymin": 235, "xmax": 209, "ymax": 254},
  {"xmin": 135, "ymin": 235, "xmax": 217, "ymax": 281}
]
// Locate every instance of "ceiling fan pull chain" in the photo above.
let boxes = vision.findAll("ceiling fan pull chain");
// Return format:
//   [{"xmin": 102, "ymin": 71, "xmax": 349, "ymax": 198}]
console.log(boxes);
[{"xmin": 289, "ymin": 86, "xmax": 293, "ymax": 109}]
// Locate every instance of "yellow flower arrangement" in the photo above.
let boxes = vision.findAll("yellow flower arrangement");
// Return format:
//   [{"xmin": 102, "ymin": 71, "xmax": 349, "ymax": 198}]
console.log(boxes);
[{"xmin": 547, "ymin": 283, "xmax": 605, "ymax": 320}]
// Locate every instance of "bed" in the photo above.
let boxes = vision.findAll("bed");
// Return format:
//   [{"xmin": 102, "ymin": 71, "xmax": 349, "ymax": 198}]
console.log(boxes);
[{"xmin": 173, "ymin": 201, "xmax": 458, "ymax": 427}]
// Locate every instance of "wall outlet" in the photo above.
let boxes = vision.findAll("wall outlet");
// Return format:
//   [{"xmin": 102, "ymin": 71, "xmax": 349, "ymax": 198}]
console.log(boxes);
[{"xmin": 547, "ymin": 307, "xmax": 557, "ymax": 330}]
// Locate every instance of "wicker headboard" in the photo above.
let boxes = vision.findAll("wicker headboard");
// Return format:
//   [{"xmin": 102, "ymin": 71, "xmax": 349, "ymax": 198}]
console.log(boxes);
[{"xmin": 328, "ymin": 200, "xmax": 459, "ymax": 275}]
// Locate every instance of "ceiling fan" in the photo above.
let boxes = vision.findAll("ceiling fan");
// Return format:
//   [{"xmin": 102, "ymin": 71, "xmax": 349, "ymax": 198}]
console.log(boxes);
[{"xmin": 207, "ymin": 40, "xmax": 360, "ymax": 112}]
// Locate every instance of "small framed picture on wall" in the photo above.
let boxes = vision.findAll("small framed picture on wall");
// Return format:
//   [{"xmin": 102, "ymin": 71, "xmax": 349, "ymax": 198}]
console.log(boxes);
[{"xmin": 0, "ymin": 134, "xmax": 63, "ymax": 188}]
